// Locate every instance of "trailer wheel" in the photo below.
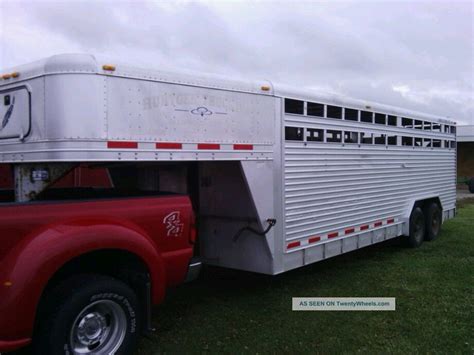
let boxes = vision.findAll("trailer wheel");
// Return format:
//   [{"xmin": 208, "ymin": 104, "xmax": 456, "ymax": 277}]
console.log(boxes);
[
  {"xmin": 34, "ymin": 274, "xmax": 140, "ymax": 355},
  {"xmin": 424, "ymin": 203, "xmax": 442, "ymax": 241},
  {"xmin": 469, "ymin": 178, "xmax": 474, "ymax": 193},
  {"xmin": 406, "ymin": 207, "xmax": 425, "ymax": 248}
]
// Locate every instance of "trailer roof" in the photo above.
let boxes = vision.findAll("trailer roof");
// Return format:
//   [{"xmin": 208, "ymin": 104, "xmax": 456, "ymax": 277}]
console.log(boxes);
[
  {"xmin": 275, "ymin": 84, "xmax": 456, "ymax": 125},
  {"xmin": 0, "ymin": 53, "xmax": 456, "ymax": 125},
  {"xmin": 0, "ymin": 53, "xmax": 273, "ymax": 96}
]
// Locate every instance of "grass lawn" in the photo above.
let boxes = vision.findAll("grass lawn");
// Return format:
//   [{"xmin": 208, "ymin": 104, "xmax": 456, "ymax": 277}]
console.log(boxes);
[{"xmin": 138, "ymin": 200, "xmax": 474, "ymax": 354}]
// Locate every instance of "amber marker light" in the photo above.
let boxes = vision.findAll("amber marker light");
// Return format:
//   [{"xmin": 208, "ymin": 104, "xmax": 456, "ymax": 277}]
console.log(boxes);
[
  {"xmin": 261, "ymin": 85, "xmax": 271, "ymax": 91},
  {"xmin": 2, "ymin": 74, "xmax": 12, "ymax": 80},
  {"xmin": 102, "ymin": 64, "xmax": 116, "ymax": 71},
  {"xmin": 11, "ymin": 72, "xmax": 20, "ymax": 78},
  {"xmin": 4, "ymin": 281, "xmax": 13, "ymax": 287}
]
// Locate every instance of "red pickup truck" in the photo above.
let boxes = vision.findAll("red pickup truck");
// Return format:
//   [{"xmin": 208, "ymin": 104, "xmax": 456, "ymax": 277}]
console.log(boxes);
[{"xmin": 0, "ymin": 165, "xmax": 198, "ymax": 354}]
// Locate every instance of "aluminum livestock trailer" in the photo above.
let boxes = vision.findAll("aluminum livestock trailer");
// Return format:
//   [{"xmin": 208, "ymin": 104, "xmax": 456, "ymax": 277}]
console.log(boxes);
[{"xmin": 1, "ymin": 54, "xmax": 456, "ymax": 276}]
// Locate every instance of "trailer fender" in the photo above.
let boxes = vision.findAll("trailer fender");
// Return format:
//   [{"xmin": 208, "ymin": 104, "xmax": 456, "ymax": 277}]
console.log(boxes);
[
  {"xmin": 0, "ymin": 222, "xmax": 166, "ymax": 341},
  {"xmin": 402, "ymin": 195, "xmax": 443, "ymax": 235}
]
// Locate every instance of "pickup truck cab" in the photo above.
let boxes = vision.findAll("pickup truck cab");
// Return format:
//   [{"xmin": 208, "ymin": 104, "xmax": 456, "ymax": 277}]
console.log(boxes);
[{"xmin": 0, "ymin": 165, "xmax": 197, "ymax": 354}]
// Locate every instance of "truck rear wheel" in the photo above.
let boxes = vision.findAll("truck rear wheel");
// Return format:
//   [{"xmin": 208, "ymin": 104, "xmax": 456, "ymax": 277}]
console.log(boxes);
[
  {"xmin": 405, "ymin": 207, "xmax": 425, "ymax": 248},
  {"xmin": 34, "ymin": 274, "xmax": 140, "ymax": 355},
  {"xmin": 424, "ymin": 202, "xmax": 442, "ymax": 241}
]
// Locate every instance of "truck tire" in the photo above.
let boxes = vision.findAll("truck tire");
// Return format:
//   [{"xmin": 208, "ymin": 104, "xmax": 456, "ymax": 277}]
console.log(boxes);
[
  {"xmin": 33, "ymin": 274, "xmax": 140, "ymax": 355},
  {"xmin": 424, "ymin": 202, "xmax": 442, "ymax": 241},
  {"xmin": 469, "ymin": 178, "xmax": 474, "ymax": 193},
  {"xmin": 405, "ymin": 207, "xmax": 425, "ymax": 248}
]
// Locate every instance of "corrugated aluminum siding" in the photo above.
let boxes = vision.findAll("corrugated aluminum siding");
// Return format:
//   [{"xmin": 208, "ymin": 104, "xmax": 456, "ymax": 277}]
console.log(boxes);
[{"xmin": 283, "ymin": 114, "xmax": 456, "ymax": 246}]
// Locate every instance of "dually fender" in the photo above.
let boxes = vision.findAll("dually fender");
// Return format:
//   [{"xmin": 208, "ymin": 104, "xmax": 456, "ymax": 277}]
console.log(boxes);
[{"xmin": 0, "ymin": 222, "xmax": 167, "ymax": 340}]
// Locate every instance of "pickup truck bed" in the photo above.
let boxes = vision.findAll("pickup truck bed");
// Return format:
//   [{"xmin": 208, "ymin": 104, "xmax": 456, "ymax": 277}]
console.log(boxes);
[{"xmin": 0, "ymin": 193, "xmax": 195, "ymax": 350}]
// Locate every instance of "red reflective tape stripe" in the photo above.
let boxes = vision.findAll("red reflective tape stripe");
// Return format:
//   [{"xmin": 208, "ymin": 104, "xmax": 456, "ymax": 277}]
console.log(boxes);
[
  {"xmin": 345, "ymin": 228, "xmax": 355, "ymax": 234},
  {"xmin": 287, "ymin": 241, "xmax": 301, "ymax": 249},
  {"xmin": 107, "ymin": 141, "xmax": 138, "ymax": 149},
  {"xmin": 309, "ymin": 236, "xmax": 321, "ymax": 243},
  {"xmin": 328, "ymin": 232, "xmax": 339, "ymax": 239},
  {"xmin": 156, "ymin": 142, "xmax": 182, "ymax": 149},
  {"xmin": 198, "ymin": 143, "xmax": 220, "ymax": 150},
  {"xmin": 374, "ymin": 221, "xmax": 383, "ymax": 227},
  {"xmin": 360, "ymin": 225, "xmax": 369, "ymax": 231},
  {"xmin": 387, "ymin": 218, "xmax": 395, "ymax": 224},
  {"xmin": 233, "ymin": 144, "xmax": 253, "ymax": 150}
]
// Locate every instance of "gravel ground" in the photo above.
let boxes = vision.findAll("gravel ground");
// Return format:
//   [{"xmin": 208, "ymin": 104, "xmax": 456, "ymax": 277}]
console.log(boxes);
[{"xmin": 457, "ymin": 189, "xmax": 473, "ymax": 200}]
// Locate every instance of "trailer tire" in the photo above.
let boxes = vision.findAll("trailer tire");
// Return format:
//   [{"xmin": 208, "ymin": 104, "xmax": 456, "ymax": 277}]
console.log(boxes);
[
  {"xmin": 33, "ymin": 274, "xmax": 140, "ymax": 355},
  {"xmin": 424, "ymin": 202, "xmax": 442, "ymax": 241},
  {"xmin": 469, "ymin": 178, "xmax": 474, "ymax": 193},
  {"xmin": 405, "ymin": 207, "xmax": 425, "ymax": 248}
]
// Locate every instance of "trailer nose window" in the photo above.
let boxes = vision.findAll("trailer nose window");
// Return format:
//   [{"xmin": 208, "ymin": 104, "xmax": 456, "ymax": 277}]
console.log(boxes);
[{"xmin": 0, "ymin": 87, "xmax": 31, "ymax": 140}]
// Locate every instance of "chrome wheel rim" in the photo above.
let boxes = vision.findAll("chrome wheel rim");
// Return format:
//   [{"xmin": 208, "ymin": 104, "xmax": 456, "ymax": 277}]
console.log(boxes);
[{"xmin": 70, "ymin": 300, "xmax": 127, "ymax": 354}]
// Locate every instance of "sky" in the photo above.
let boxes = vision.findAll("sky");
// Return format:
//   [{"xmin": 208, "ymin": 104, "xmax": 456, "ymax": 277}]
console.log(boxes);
[{"xmin": 0, "ymin": 0, "xmax": 473, "ymax": 124}]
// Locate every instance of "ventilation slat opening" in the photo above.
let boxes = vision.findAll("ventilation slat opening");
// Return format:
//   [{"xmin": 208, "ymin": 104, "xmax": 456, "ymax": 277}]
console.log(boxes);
[
  {"xmin": 375, "ymin": 113, "xmax": 386, "ymax": 125},
  {"xmin": 327, "ymin": 130, "xmax": 342, "ymax": 143},
  {"xmin": 344, "ymin": 131, "xmax": 359, "ymax": 144},
  {"xmin": 285, "ymin": 99, "xmax": 304, "ymax": 115},
  {"xmin": 388, "ymin": 115, "xmax": 397, "ymax": 126},
  {"xmin": 327, "ymin": 105, "xmax": 342, "ymax": 119},
  {"xmin": 361, "ymin": 111, "xmax": 373, "ymax": 123},
  {"xmin": 344, "ymin": 108, "xmax": 358, "ymax": 121},
  {"xmin": 285, "ymin": 127, "xmax": 304, "ymax": 141},
  {"xmin": 402, "ymin": 136, "xmax": 413, "ymax": 146},
  {"xmin": 402, "ymin": 117, "xmax": 413, "ymax": 128},
  {"xmin": 307, "ymin": 102, "xmax": 324, "ymax": 117},
  {"xmin": 307, "ymin": 128, "xmax": 324, "ymax": 142}
]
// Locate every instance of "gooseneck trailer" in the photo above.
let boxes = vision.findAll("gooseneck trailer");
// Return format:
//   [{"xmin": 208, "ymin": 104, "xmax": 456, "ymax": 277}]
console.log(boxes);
[{"xmin": 0, "ymin": 54, "xmax": 456, "ymax": 354}]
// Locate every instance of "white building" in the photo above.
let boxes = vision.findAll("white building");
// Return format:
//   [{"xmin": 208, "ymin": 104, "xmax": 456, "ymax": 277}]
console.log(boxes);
[{"xmin": 458, "ymin": 125, "xmax": 474, "ymax": 142}]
